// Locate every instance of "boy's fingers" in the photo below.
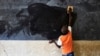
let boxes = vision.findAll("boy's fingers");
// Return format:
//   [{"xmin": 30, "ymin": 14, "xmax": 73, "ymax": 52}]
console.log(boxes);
[
  {"xmin": 49, "ymin": 40, "xmax": 54, "ymax": 43},
  {"xmin": 67, "ymin": 6, "xmax": 74, "ymax": 13}
]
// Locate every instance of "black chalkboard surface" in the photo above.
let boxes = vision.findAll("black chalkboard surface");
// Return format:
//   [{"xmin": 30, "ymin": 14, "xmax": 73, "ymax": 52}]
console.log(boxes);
[
  {"xmin": 72, "ymin": 1, "xmax": 100, "ymax": 40},
  {"xmin": 0, "ymin": 0, "xmax": 100, "ymax": 40}
]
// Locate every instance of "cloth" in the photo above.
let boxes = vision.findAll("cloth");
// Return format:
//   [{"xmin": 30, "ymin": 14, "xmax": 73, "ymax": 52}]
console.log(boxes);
[
  {"xmin": 57, "ymin": 28, "xmax": 73, "ymax": 54},
  {"xmin": 57, "ymin": 26, "xmax": 72, "ymax": 45}
]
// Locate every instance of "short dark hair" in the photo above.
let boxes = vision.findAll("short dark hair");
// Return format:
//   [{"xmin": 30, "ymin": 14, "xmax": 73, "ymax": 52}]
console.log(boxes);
[{"xmin": 61, "ymin": 25, "xmax": 68, "ymax": 35}]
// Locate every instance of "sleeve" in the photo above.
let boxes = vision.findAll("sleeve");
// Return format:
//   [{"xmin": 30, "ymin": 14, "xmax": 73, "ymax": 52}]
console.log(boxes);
[
  {"xmin": 57, "ymin": 36, "xmax": 62, "ymax": 46},
  {"xmin": 68, "ymin": 26, "xmax": 72, "ymax": 32}
]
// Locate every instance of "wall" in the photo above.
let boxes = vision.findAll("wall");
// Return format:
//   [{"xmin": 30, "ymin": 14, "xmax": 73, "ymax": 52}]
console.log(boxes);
[{"xmin": 0, "ymin": 41, "xmax": 100, "ymax": 56}]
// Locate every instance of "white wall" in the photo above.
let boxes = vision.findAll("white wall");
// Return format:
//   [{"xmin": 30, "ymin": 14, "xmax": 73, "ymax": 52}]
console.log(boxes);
[
  {"xmin": 0, "ymin": 41, "xmax": 100, "ymax": 56},
  {"xmin": 0, "ymin": 41, "xmax": 62, "ymax": 56}
]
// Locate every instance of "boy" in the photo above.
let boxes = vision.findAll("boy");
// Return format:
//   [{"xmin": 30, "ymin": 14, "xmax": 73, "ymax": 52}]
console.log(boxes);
[
  {"xmin": 50, "ymin": 6, "xmax": 74, "ymax": 56},
  {"xmin": 53, "ymin": 25, "xmax": 74, "ymax": 56}
]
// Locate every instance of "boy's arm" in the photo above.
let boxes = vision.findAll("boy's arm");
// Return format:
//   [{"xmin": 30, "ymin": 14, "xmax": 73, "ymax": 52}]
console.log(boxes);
[
  {"xmin": 53, "ymin": 41, "xmax": 61, "ymax": 48},
  {"xmin": 53, "ymin": 37, "xmax": 62, "ymax": 48},
  {"xmin": 49, "ymin": 37, "xmax": 61, "ymax": 48}
]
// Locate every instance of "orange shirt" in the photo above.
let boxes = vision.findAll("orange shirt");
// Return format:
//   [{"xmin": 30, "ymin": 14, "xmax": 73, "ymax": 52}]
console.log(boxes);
[{"xmin": 58, "ymin": 31, "xmax": 73, "ymax": 55}]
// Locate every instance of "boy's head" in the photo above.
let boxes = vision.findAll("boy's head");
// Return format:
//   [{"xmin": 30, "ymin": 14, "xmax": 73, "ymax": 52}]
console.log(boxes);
[{"xmin": 61, "ymin": 25, "xmax": 68, "ymax": 35}]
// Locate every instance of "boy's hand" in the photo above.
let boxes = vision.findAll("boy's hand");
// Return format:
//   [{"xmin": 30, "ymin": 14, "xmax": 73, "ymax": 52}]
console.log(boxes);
[{"xmin": 49, "ymin": 40, "xmax": 55, "ymax": 43}]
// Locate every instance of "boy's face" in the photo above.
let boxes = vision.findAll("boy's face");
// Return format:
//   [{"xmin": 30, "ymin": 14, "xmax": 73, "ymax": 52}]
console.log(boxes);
[{"xmin": 61, "ymin": 26, "xmax": 68, "ymax": 35}]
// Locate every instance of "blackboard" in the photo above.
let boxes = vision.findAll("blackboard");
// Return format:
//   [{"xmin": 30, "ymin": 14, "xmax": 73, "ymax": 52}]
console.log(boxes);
[{"xmin": 0, "ymin": 0, "xmax": 100, "ymax": 40}]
